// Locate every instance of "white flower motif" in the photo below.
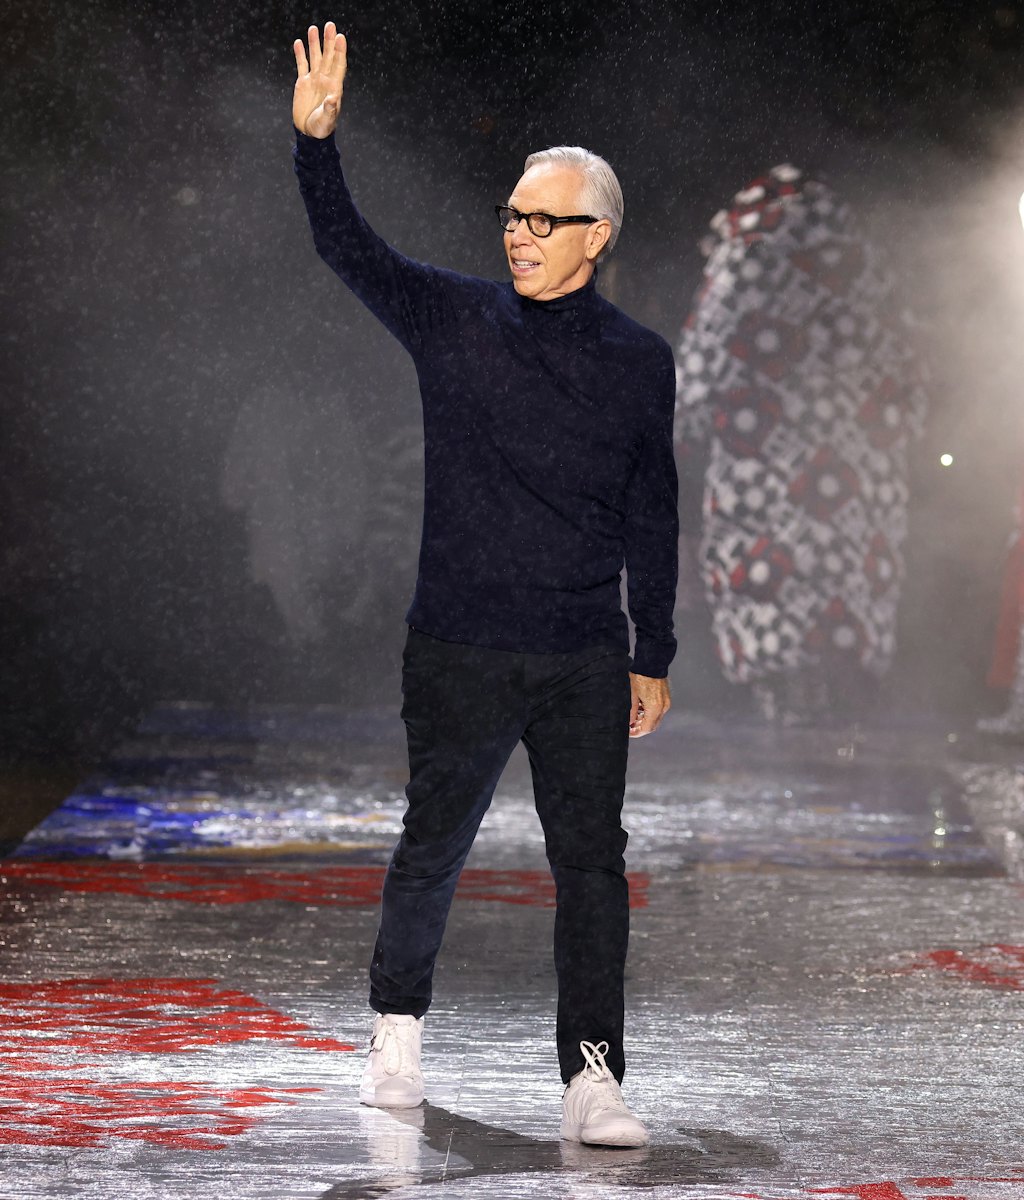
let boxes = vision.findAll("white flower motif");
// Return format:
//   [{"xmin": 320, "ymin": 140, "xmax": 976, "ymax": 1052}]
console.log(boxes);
[{"xmin": 735, "ymin": 185, "xmax": 766, "ymax": 205}]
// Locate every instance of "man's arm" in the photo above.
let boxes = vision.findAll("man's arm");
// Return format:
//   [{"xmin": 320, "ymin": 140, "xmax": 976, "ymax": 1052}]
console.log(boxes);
[
  {"xmin": 291, "ymin": 24, "xmax": 457, "ymax": 352},
  {"xmin": 624, "ymin": 343, "xmax": 680, "ymax": 737}
]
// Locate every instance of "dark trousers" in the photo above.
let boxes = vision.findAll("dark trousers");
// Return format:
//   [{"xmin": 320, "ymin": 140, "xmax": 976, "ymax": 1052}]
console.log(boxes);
[{"xmin": 369, "ymin": 627, "xmax": 632, "ymax": 1084}]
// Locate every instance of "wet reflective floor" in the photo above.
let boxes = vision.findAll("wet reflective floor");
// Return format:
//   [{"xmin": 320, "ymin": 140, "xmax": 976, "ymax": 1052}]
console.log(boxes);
[{"xmin": 2, "ymin": 705, "xmax": 1024, "ymax": 1198}]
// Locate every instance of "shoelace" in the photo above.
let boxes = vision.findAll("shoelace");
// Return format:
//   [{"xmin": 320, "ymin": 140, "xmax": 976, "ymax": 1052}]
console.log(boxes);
[
  {"xmin": 370, "ymin": 1019, "xmax": 418, "ymax": 1077},
  {"xmin": 579, "ymin": 1039, "xmax": 613, "ymax": 1080},
  {"xmin": 576, "ymin": 1040, "xmax": 629, "ymax": 1112}
]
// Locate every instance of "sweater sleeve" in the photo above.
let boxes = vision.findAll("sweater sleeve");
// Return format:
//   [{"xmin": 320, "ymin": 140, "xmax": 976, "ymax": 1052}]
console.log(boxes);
[
  {"xmin": 623, "ymin": 341, "xmax": 680, "ymax": 678},
  {"xmin": 292, "ymin": 129, "xmax": 457, "ymax": 353}
]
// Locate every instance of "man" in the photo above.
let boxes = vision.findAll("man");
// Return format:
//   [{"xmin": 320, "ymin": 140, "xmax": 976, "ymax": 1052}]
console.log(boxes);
[{"xmin": 291, "ymin": 23, "xmax": 678, "ymax": 1148}]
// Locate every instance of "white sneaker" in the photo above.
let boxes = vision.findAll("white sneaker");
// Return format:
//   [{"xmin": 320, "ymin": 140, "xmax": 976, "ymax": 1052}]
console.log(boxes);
[
  {"xmin": 359, "ymin": 1013, "xmax": 425, "ymax": 1108},
  {"xmin": 560, "ymin": 1040, "xmax": 649, "ymax": 1148}
]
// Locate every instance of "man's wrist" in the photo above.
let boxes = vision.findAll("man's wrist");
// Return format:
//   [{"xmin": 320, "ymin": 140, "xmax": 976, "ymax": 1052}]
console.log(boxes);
[
  {"xmin": 293, "ymin": 126, "xmax": 340, "ymax": 166},
  {"xmin": 631, "ymin": 633, "xmax": 675, "ymax": 680},
  {"xmin": 630, "ymin": 653, "xmax": 671, "ymax": 680},
  {"xmin": 294, "ymin": 124, "xmax": 334, "ymax": 141}
]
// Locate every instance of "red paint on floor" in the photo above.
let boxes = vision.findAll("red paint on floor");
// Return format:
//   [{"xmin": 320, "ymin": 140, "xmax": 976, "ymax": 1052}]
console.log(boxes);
[
  {"xmin": 895, "ymin": 944, "xmax": 1024, "ymax": 991},
  {"xmin": 0, "ymin": 1079, "xmax": 315, "ymax": 1149},
  {"xmin": 0, "ymin": 977, "xmax": 355, "ymax": 1065},
  {"xmin": 750, "ymin": 1181, "xmax": 1024, "ymax": 1200},
  {"xmin": 808, "ymin": 1186, "xmax": 910, "ymax": 1199},
  {"xmin": 0, "ymin": 861, "xmax": 650, "ymax": 909}
]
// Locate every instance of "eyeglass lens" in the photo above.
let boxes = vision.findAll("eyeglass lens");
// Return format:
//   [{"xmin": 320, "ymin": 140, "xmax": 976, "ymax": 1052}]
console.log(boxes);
[{"xmin": 498, "ymin": 207, "xmax": 553, "ymax": 237}]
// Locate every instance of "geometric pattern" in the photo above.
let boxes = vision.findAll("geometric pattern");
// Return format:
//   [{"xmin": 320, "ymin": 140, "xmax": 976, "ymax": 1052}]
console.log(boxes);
[{"xmin": 677, "ymin": 164, "xmax": 928, "ymax": 682}]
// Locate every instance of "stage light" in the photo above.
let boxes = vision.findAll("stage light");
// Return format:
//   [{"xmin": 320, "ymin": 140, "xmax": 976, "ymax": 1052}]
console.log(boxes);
[{"xmin": 939, "ymin": 453, "xmax": 954, "ymax": 466}]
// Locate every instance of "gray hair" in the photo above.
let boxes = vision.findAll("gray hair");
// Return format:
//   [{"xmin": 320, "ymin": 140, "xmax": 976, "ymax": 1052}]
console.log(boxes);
[{"xmin": 523, "ymin": 145, "xmax": 623, "ymax": 259}]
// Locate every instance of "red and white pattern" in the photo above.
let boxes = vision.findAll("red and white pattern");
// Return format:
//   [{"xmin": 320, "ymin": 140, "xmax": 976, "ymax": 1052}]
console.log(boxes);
[
  {"xmin": 0, "ymin": 977, "xmax": 353, "ymax": 1149},
  {"xmin": 676, "ymin": 165, "xmax": 927, "ymax": 684}
]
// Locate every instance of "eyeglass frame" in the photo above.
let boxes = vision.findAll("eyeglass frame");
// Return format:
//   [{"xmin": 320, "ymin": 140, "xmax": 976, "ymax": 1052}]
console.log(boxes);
[{"xmin": 495, "ymin": 204, "xmax": 599, "ymax": 238}]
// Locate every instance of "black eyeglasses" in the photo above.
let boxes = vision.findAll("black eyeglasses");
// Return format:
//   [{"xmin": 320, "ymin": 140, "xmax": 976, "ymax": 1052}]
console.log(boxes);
[{"xmin": 495, "ymin": 205, "xmax": 598, "ymax": 238}]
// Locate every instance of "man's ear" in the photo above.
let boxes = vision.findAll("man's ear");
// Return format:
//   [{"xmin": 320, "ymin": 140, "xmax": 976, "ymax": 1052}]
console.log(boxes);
[{"xmin": 586, "ymin": 220, "xmax": 612, "ymax": 261}]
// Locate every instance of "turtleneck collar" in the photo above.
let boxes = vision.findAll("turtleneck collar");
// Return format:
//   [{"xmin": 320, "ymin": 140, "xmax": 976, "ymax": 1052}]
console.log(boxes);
[{"xmin": 517, "ymin": 271, "xmax": 602, "ymax": 340}]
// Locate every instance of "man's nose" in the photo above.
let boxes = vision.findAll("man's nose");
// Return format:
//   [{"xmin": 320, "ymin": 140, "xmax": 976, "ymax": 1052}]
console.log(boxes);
[{"xmin": 510, "ymin": 218, "xmax": 536, "ymax": 248}]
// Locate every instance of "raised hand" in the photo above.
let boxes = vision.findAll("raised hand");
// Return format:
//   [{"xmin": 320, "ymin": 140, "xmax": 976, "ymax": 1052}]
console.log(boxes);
[{"xmin": 293, "ymin": 22, "xmax": 347, "ymax": 139}]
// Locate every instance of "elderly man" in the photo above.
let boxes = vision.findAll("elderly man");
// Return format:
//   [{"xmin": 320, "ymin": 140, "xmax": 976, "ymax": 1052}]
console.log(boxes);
[{"xmin": 291, "ymin": 23, "xmax": 677, "ymax": 1148}]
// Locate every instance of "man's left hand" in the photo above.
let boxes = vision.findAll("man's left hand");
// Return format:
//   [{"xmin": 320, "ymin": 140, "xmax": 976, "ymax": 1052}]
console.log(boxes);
[{"xmin": 628, "ymin": 673, "xmax": 671, "ymax": 738}]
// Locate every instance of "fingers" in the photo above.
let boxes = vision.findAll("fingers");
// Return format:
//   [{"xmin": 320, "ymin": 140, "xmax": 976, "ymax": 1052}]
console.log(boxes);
[
  {"xmin": 322, "ymin": 20, "xmax": 335, "ymax": 72},
  {"xmin": 300, "ymin": 23, "xmax": 345, "ymax": 82},
  {"xmin": 628, "ymin": 674, "xmax": 671, "ymax": 737},
  {"xmin": 321, "ymin": 23, "xmax": 347, "ymax": 88},
  {"xmin": 307, "ymin": 23, "xmax": 322, "ymax": 73},
  {"xmin": 331, "ymin": 31, "xmax": 348, "ymax": 86},
  {"xmin": 630, "ymin": 699, "xmax": 671, "ymax": 738}
]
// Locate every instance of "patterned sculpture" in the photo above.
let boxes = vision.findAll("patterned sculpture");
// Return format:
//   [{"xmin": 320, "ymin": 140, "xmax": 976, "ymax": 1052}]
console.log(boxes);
[{"xmin": 676, "ymin": 165, "xmax": 928, "ymax": 721}]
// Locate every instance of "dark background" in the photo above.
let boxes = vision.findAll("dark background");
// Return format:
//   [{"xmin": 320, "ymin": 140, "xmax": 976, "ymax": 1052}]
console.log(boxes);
[{"xmin": 5, "ymin": 0, "xmax": 1024, "ymax": 765}]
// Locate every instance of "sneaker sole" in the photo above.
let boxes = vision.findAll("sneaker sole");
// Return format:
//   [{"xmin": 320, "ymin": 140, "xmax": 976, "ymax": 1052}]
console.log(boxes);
[
  {"xmin": 359, "ymin": 1085, "xmax": 424, "ymax": 1109},
  {"xmin": 560, "ymin": 1120, "xmax": 649, "ymax": 1148},
  {"xmin": 360, "ymin": 1094, "xmax": 422, "ymax": 1108}
]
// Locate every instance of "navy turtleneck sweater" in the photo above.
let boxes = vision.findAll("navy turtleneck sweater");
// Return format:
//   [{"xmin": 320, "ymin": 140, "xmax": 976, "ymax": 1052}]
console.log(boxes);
[{"xmin": 293, "ymin": 131, "xmax": 678, "ymax": 678}]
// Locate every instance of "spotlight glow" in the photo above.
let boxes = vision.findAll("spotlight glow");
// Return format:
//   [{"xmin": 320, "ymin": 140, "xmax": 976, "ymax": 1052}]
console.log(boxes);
[{"xmin": 939, "ymin": 453, "xmax": 954, "ymax": 467}]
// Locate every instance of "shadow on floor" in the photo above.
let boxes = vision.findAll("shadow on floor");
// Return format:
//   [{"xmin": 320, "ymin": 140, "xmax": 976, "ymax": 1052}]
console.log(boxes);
[{"xmin": 320, "ymin": 1103, "xmax": 781, "ymax": 1197}]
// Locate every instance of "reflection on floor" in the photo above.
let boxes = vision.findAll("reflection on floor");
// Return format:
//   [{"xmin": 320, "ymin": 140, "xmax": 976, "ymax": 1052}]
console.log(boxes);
[{"xmin": 2, "ymin": 704, "xmax": 1024, "ymax": 1198}]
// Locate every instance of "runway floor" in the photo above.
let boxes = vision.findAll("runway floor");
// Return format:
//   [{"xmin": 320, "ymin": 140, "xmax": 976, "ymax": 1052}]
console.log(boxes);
[{"xmin": 2, "ymin": 703, "xmax": 1024, "ymax": 1198}]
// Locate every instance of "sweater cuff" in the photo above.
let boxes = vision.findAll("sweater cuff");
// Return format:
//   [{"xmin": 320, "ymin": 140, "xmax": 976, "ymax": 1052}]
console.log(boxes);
[
  {"xmin": 630, "ymin": 635, "xmax": 675, "ymax": 680},
  {"xmin": 293, "ymin": 127, "xmax": 340, "ymax": 167}
]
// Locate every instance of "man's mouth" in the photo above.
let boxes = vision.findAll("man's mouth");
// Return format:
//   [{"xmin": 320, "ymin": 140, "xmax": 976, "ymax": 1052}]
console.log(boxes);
[{"xmin": 511, "ymin": 258, "xmax": 541, "ymax": 273}]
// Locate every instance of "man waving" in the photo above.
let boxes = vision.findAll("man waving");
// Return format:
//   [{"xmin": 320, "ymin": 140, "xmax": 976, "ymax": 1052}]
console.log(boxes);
[{"xmin": 291, "ymin": 22, "xmax": 677, "ymax": 1148}]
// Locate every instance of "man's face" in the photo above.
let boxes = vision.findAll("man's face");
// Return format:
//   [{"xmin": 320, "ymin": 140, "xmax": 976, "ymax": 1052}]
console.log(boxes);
[{"xmin": 504, "ymin": 163, "xmax": 609, "ymax": 301}]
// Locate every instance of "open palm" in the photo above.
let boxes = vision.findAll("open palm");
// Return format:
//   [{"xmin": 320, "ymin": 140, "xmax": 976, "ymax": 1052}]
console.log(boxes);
[{"xmin": 293, "ymin": 22, "xmax": 347, "ymax": 139}]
